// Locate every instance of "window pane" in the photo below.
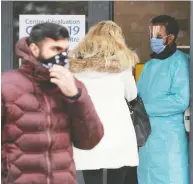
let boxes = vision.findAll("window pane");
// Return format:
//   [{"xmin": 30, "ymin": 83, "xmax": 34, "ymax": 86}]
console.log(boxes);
[
  {"xmin": 13, "ymin": 1, "xmax": 88, "ymax": 68},
  {"xmin": 114, "ymin": 1, "xmax": 190, "ymax": 62}
]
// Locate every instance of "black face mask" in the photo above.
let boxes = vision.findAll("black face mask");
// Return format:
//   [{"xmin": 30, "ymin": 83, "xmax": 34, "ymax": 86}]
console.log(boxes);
[{"xmin": 41, "ymin": 51, "xmax": 69, "ymax": 69}]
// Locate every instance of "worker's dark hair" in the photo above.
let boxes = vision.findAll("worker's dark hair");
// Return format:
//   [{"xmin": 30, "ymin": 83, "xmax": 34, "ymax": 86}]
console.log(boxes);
[
  {"xmin": 151, "ymin": 15, "xmax": 179, "ymax": 41},
  {"xmin": 27, "ymin": 23, "xmax": 69, "ymax": 45}
]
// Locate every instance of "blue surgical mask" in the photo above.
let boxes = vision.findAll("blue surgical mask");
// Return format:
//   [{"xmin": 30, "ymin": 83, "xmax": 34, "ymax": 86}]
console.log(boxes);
[{"xmin": 150, "ymin": 38, "xmax": 166, "ymax": 54}]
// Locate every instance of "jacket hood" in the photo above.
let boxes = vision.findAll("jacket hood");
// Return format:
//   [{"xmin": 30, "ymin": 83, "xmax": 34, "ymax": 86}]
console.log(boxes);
[
  {"xmin": 69, "ymin": 55, "xmax": 122, "ymax": 73},
  {"xmin": 16, "ymin": 37, "xmax": 51, "ymax": 82},
  {"xmin": 16, "ymin": 37, "xmax": 38, "ymax": 64}
]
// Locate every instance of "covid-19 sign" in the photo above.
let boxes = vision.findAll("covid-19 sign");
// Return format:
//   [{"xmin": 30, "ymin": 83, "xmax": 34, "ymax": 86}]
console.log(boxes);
[{"xmin": 19, "ymin": 15, "xmax": 85, "ymax": 50}]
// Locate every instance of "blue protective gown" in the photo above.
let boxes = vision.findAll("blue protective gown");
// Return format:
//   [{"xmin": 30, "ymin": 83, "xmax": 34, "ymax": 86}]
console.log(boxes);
[{"xmin": 137, "ymin": 50, "xmax": 190, "ymax": 184}]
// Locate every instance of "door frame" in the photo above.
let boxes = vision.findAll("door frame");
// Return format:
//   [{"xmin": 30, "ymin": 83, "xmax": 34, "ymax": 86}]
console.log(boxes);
[
  {"xmin": 1, "ymin": 2, "xmax": 113, "ymax": 184},
  {"xmin": 1, "ymin": 1, "xmax": 113, "ymax": 72},
  {"xmin": 1, "ymin": 1, "xmax": 13, "ymax": 72}
]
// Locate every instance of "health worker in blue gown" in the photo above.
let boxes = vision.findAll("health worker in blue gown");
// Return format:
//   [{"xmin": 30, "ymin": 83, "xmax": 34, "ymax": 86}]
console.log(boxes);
[{"xmin": 137, "ymin": 15, "xmax": 190, "ymax": 184}]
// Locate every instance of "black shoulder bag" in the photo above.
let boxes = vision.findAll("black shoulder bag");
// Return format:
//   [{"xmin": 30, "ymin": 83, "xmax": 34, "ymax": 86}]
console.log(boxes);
[{"xmin": 125, "ymin": 96, "xmax": 151, "ymax": 147}]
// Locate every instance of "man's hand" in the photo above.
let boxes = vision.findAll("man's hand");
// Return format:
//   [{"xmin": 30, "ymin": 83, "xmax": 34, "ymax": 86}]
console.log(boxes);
[{"xmin": 49, "ymin": 65, "xmax": 79, "ymax": 97}]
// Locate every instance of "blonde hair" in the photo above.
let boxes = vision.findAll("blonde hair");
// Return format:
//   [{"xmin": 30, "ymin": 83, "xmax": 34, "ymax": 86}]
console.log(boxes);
[{"xmin": 69, "ymin": 20, "xmax": 139, "ymax": 70}]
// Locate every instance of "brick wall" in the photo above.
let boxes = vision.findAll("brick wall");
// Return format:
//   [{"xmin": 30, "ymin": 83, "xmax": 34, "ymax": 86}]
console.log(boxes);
[{"xmin": 114, "ymin": 1, "xmax": 190, "ymax": 62}]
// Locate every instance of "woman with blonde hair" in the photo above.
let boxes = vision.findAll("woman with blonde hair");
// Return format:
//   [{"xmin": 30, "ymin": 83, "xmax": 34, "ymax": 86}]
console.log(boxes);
[{"xmin": 69, "ymin": 20, "xmax": 139, "ymax": 184}]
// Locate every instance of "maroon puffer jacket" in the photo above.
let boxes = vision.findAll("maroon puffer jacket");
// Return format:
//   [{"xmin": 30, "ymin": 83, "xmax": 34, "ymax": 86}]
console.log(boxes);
[{"xmin": 1, "ymin": 38, "xmax": 104, "ymax": 184}]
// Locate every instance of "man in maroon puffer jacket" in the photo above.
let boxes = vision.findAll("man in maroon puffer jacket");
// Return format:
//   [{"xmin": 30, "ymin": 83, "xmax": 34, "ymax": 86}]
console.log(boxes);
[{"xmin": 1, "ymin": 23, "xmax": 104, "ymax": 184}]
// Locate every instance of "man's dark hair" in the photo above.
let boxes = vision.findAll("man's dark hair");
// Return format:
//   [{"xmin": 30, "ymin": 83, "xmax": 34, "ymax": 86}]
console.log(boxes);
[
  {"xmin": 151, "ymin": 15, "xmax": 179, "ymax": 41},
  {"xmin": 27, "ymin": 23, "xmax": 69, "ymax": 45}
]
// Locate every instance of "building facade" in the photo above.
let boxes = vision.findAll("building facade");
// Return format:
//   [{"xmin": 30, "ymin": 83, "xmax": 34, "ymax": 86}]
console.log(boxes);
[{"xmin": 1, "ymin": 1, "xmax": 193, "ymax": 184}]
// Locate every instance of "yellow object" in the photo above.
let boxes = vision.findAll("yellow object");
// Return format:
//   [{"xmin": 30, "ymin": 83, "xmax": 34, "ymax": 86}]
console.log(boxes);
[{"xmin": 135, "ymin": 63, "xmax": 144, "ymax": 82}]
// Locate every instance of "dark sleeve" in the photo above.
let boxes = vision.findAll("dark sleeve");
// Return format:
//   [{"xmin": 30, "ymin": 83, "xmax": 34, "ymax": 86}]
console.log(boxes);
[{"xmin": 64, "ymin": 79, "xmax": 104, "ymax": 150}]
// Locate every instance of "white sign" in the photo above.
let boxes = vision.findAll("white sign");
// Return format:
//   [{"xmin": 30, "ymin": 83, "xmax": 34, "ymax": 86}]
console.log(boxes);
[{"xmin": 19, "ymin": 15, "xmax": 85, "ymax": 50}]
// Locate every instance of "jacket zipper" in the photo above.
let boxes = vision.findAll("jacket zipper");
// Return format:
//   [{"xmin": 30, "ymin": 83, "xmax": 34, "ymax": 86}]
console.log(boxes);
[
  {"xmin": 6, "ymin": 155, "xmax": 10, "ymax": 183},
  {"xmin": 44, "ymin": 95, "xmax": 52, "ymax": 184}
]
